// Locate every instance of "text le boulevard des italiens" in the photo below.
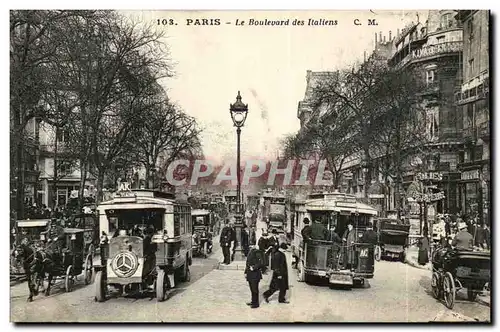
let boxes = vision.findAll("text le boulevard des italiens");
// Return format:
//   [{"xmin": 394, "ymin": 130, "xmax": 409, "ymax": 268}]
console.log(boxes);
[{"xmin": 156, "ymin": 17, "xmax": 379, "ymax": 27}]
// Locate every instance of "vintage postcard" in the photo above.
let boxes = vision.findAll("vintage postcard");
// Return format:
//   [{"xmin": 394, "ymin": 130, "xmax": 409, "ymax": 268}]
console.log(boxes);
[{"xmin": 10, "ymin": 9, "xmax": 491, "ymax": 323}]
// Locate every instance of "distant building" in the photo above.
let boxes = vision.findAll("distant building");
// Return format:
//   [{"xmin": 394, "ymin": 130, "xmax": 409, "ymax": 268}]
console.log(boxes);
[
  {"xmin": 455, "ymin": 10, "xmax": 490, "ymax": 224},
  {"xmin": 37, "ymin": 122, "xmax": 96, "ymax": 207}
]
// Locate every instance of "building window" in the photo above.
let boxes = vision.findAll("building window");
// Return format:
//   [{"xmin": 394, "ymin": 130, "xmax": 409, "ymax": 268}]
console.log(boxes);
[
  {"xmin": 426, "ymin": 70, "xmax": 435, "ymax": 85},
  {"xmin": 56, "ymin": 128, "xmax": 69, "ymax": 143},
  {"xmin": 58, "ymin": 163, "xmax": 72, "ymax": 176},
  {"xmin": 469, "ymin": 58, "xmax": 475, "ymax": 77},
  {"xmin": 440, "ymin": 14, "xmax": 452, "ymax": 28}
]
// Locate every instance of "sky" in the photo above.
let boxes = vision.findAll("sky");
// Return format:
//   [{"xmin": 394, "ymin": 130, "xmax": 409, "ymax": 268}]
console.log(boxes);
[{"xmin": 123, "ymin": 10, "xmax": 428, "ymax": 164}]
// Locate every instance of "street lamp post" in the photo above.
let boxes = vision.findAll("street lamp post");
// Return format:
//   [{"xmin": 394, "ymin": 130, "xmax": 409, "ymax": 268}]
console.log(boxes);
[{"xmin": 230, "ymin": 91, "xmax": 249, "ymax": 261}]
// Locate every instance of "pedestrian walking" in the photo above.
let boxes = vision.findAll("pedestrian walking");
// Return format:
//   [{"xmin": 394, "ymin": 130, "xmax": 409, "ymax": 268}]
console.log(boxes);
[
  {"xmin": 263, "ymin": 242, "xmax": 289, "ymax": 304},
  {"xmin": 417, "ymin": 233, "xmax": 430, "ymax": 265},
  {"xmin": 220, "ymin": 220, "xmax": 233, "ymax": 264},
  {"xmin": 244, "ymin": 244, "xmax": 265, "ymax": 308},
  {"xmin": 242, "ymin": 224, "xmax": 250, "ymax": 256},
  {"xmin": 258, "ymin": 231, "xmax": 269, "ymax": 273}
]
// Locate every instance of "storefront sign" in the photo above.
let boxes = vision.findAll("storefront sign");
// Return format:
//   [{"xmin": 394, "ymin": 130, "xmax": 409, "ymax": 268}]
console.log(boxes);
[
  {"xmin": 413, "ymin": 191, "xmax": 445, "ymax": 203},
  {"xmin": 461, "ymin": 169, "xmax": 479, "ymax": 181},
  {"xmin": 416, "ymin": 172, "xmax": 443, "ymax": 181}
]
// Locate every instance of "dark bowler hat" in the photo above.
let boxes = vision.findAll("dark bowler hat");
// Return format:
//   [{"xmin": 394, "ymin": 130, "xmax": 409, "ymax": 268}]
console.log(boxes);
[
  {"xmin": 272, "ymin": 229, "xmax": 278, "ymax": 234},
  {"xmin": 303, "ymin": 218, "xmax": 310, "ymax": 224},
  {"xmin": 279, "ymin": 242, "xmax": 288, "ymax": 250}
]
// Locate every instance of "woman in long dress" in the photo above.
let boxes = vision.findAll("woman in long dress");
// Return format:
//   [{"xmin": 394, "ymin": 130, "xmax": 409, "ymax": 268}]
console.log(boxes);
[{"xmin": 417, "ymin": 236, "xmax": 430, "ymax": 265}]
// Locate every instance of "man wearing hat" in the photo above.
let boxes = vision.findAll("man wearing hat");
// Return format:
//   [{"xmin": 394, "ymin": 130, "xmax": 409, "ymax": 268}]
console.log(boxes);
[
  {"xmin": 219, "ymin": 220, "xmax": 234, "ymax": 264},
  {"xmin": 244, "ymin": 243, "xmax": 265, "ymax": 308},
  {"xmin": 452, "ymin": 222, "xmax": 474, "ymax": 250},
  {"xmin": 43, "ymin": 218, "xmax": 65, "ymax": 264},
  {"xmin": 263, "ymin": 242, "xmax": 290, "ymax": 304},
  {"xmin": 258, "ymin": 231, "xmax": 269, "ymax": 273},
  {"xmin": 300, "ymin": 218, "xmax": 312, "ymax": 243}
]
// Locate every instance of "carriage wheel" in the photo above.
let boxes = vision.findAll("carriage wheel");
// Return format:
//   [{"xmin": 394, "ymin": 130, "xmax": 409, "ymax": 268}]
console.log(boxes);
[
  {"xmin": 297, "ymin": 261, "xmax": 305, "ymax": 282},
  {"xmin": 65, "ymin": 265, "xmax": 74, "ymax": 293},
  {"xmin": 431, "ymin": 272, "xmax": 442, "ymax": 299},
  {"xmin": 83, "ymin": 254, "xmax": 93, "ymax": 285},
  {"xmin": 374, "ymin": 246, "xmax": 382, "ymax": 262},
  {"xmin": 94, "ymin": 271, "xmax": 106, "ymax": 302},
  {"xmin": 467, "ymin": 289, "xmax": 478, "ymax": 302},
  {"xmin": 443, "ymin": 272, "xmax": 456, "ymax": 309},
  {"xmin": 156, "ymin": 270, "xmax": 168, "ymax": 302}
]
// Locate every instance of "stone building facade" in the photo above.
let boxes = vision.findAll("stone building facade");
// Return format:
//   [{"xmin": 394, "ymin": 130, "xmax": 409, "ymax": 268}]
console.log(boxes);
[
  {"xmin": 295, "ymin": 11, "xmax": 473, "ymax": 227},
  {"xmin": 455, "ymin": 10, "xmax": 490, "ymax": 225}
]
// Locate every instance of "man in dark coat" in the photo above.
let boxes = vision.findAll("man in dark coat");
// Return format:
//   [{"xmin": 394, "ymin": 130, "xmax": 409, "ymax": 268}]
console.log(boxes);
[
  {"xmin": 258, "ymin": 231, "xmax": 269, "ymax": 273},
  {"xmin": 242, "ymin": 224, "xmax": 250, "ymax": 256},
  {"xmin": 301, "ymin": 218, "xmax": 312, "ymax": 243},
  {"xmin": 244, "ymin": 244, "xmax": 265, "ymax": 308},
  {"xmin": 263, "ymin": 242, "xmax": 289, "ymax": 304},
  {"xmin": 328, "ymin": 225, "xmax": 343, "ymax": 268},
  {"xmin": 249, "ymin": 226, "xmax": 257, "ymax": 246},
  {"xmin": 342, "ymin": 223, "xmax": 356, "ymax": 268},
  {"xmin": 219, "ymin": 220, "xmax": 233, "ymax": 264}
]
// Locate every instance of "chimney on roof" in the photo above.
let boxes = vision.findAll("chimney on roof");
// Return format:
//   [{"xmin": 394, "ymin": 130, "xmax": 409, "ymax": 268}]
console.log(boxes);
[
  {"xmin": 397, "ymin": 28, "xmax": 400, "ymax": 37},
  {"xmin": 379, "ymin": 31, "xmax": 382, "ymax": 43},
  {"xmin": 364, "ymin": 51, "xmax": 366, "ymax": 62},
  {"xmin": 389, "ymin": 30, "xmax": 392, "ymax": 41},
  {"xmin": 383, "ymin": 35, "xmax": 386, "ymax": 43},
  {"xmin": 375, "ymin": 32, "xmax": 378, "ymax": 45}
]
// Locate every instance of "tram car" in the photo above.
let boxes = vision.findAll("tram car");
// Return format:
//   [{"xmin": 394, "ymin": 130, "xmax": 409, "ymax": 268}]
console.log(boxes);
[
  {"xmin": 291, "ymin": 191, "xmax": 378, "ymax": 288},
  {"xmin": 94, "ymin": 187, "xmax": 193, "ymax": 302}
]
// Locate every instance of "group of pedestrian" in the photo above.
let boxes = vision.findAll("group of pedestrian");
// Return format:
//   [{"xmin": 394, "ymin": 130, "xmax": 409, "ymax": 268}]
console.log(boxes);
[{"xmin": 245, "ymin": 232, "xmax": 289, "ymax": 308}]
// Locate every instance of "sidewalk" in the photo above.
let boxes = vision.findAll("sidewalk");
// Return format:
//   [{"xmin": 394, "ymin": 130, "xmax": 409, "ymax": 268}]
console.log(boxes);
[{"xmin": 405, "ymin": 245, "xmax": 431, "ymax": 271}]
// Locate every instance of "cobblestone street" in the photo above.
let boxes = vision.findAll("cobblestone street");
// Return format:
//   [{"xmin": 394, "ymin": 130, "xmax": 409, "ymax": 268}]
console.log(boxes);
[{"xmin": 10, "ymin": 249, "xmax": 490, "ymax": 322}]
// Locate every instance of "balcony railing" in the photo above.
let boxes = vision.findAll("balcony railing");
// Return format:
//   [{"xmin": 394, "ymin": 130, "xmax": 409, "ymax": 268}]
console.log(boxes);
[
  {"xmin": 393, "ymin": 41, "xmax": 463, "ymax": 70},
  {"xmin": 456, "ymin": 71, "xmax": 489, "ymax": 105},
  {"xmin": 434, "ymin": 20, "xmax": 463, "ymax": 33}
]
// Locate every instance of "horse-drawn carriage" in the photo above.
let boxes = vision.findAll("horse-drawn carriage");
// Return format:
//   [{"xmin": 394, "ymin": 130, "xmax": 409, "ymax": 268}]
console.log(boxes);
[
  {"xmin": 191, "ymin": 209, "xmax": 213, "ymax": 258},
  {"xmin": 11, "ymin": 219, "xmax": 50, "ymax": 279},
  {"xmin": 69, "ymin": 213, "xmax": 98, "ymax": 255},
  {"xmin": 94, "ymin": 187, "xmax": 193, "ymax": 302},
  {"xmin": 431, "ymin": 247, "xmax": 490, "ymax": 309},
  {"xmin": 374, "ymin": 218, "xmax": 410, "ymax": 262},
  {"xmin": 44, "ymin": 228, "xmax": 94, "ymax": 293},
  {"xmin": 292, "ymin": 192, "xmax": 378, "ymax": 288},
  {"xmin": 12, "ymin": 226, "xmax": 94, "ymax": 301}
]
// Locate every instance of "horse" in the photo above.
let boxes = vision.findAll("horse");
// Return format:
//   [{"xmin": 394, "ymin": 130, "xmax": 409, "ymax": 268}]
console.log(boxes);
[{"xmin": 12, "ymin": 241, "xmax": 56, "ymax": 301}]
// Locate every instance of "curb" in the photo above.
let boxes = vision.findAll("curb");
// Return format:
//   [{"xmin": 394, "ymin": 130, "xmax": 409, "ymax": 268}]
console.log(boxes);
[{"xmin": 405, "ymin": 256, "xmax": 432, "ymax": 271}]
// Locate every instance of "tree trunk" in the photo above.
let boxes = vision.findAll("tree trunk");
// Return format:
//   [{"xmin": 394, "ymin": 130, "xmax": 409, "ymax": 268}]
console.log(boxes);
[
  {"xmin": 16, "ymin": 137, "xmax": 25, "ymax": 219},
  {"xmin": 394, "ymin": 125, "xmax": 403, "ymax": 219},
  {"xmin": 96, "ymin": 169, "xmax": 105, "ymax": 204},
  {"xmin": 78, "ymin": 159, "xmax": 88, "ymax": 209},
  {"xmin": 363, "ymin": 148, "xmax": 372, "ymax": 199},
  {"xmin": 145, "ymin": 164, "xmax": 151, "ymax": 189},
  {"xmin": 52, "ymin": 127, "xmax": 59, "ymax": 209}
]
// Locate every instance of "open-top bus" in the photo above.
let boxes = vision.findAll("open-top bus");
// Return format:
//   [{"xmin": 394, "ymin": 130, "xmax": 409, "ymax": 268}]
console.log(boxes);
[
  {"xmin": 291, "ymin": 191, "xmax": 378, "ymax": 288},
  {"xmin": 94, "ymin": 187, "xmax": 192, "ymax": 302}
]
